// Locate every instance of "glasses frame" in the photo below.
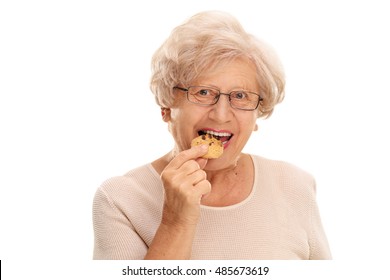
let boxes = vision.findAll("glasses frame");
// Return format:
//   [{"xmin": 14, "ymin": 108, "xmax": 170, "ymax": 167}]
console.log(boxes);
[{"xmin": 173, "ymin": 86, "xmax": 263, "ymax": 111}]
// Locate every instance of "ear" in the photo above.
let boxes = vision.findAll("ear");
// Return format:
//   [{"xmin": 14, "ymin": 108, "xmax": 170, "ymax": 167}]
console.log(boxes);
[
  {"xmin": 253, "ymin": 123, "xmax": 259, "ymax": 132},
  {"xmin": 161, "ymin": 107, "xmax": 171, "ymax": 122}
]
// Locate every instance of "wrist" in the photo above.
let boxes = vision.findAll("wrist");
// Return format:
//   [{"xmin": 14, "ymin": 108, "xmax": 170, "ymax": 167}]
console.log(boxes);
[{"xmin": 145, "ymin": 222, "xmax": 197, "ymax": 260}]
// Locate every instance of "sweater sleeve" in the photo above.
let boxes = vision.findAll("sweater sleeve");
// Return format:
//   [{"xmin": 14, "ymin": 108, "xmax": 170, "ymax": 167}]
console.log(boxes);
[
  {"xmin": 308, "ymin": 181, "xmax": 332, "ymax": 260},
  {"xmin": 92, "ymin": 186, "xmax": 147, "ymax": 260}
]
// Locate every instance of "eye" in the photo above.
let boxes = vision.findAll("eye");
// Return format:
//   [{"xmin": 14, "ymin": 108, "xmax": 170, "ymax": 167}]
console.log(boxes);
[
  {"xmin": 198, "ymin": 89, "xmax": 210, "ymax": 96},
  {"xmin": 232, "ymin": 91, "xmax": 248, "ymax": 100},
  {"xmin": 193, "ymin": 87, "xmax": 218, "ymax": 97}
]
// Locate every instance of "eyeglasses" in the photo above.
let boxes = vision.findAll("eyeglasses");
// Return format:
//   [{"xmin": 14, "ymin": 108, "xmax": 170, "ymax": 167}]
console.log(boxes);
[{"xmin": 173, "ymin": 86, "xmax": 262, "ymax": 111}]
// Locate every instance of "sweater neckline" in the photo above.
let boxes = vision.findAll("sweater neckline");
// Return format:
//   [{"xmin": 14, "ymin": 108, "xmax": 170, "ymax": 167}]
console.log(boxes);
[{"xmin": 200, "ymin": 154, "xmax": 257, "ymax": 211}]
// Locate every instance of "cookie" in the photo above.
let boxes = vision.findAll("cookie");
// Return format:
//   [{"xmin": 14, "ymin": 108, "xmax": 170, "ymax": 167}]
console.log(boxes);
[{"xmin": 191, "ymin": 134, "xmax": 224, "ymax": 159}]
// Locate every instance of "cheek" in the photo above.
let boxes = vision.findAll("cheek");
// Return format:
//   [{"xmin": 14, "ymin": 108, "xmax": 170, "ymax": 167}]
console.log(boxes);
[
  {"xmin": 237, "ymin": 116, "xmax": 258, "ymax": 141},
  {"xmin": 169, "ymin": 108, "xmax": 197, "ymax": 136},
  {"xmin": 172, "ymin": 103, "xmax": 205, "ymax": 123},
  {"xmin": 241, "ymin": 113, "xmax": 258, "ymax": 130}
]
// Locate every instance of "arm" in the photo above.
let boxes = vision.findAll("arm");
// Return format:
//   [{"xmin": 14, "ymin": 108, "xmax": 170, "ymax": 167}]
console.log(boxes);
[
  {"xmin": 145, "ymin": 145, "xmax": 210, "ymax": 259},
  {"xmin": 308, "ymin": 182, "xmax": 332, "ymax": 260},
  {"xmin": 92, "ymin": 187, "xmax": 147, "ymax": 259},
  {"xmin": 144, "ymin": 221, "xmax": 197, "ymax": 259}
]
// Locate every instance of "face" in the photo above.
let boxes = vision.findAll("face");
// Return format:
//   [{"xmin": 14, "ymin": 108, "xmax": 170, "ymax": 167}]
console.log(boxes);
[{"xmin": 164, "ymin": 57, "xmax": 259, "ymax": 170}]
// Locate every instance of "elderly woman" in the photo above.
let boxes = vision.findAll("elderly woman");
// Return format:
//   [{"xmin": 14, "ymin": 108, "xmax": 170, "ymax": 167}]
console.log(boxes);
[{"xmin": 93, "ymin": 11, "xmax": 331, "ymax": 260}]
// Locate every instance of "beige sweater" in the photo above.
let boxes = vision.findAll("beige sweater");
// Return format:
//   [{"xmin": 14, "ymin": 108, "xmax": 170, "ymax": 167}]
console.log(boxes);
[{"xmin": 93, "ymin": 155, "xmax": 331, "ymax": 260}]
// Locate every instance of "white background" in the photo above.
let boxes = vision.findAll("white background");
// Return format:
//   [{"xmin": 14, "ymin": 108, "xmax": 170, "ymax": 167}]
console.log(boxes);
[{"xmin": 1, "ymin": 0, "xmax": 389, "ymax": 278}]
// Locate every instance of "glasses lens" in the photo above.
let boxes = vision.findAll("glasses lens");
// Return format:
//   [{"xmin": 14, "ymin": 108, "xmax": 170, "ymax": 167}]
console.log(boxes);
[
  {"xmin": 187, "ymin": 86, "xmax": 219, "ymax": 105},
  {"xmin": 185, "ymin": 86, "xmax": 261, "ymax": 110},
  {"xmin": 230, "ymin": 91, "xmax": 260, "ymax": 110}
]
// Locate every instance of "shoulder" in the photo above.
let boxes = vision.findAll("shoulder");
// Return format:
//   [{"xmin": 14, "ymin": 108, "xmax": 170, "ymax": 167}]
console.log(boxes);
[
  {"xmin": 100, "ymin": 164, "xmax": 159, "ymax": 190},
  {"xmin": 251, "ymin": 154, "xmax": 314, "ymax": 179},
  {"xmin": 251, "ymin": 154, "xmax": 316, "ymax": 196},
  {"xmin": 95, "ymin": 164, "xmax": 163, "ymax": 207}
]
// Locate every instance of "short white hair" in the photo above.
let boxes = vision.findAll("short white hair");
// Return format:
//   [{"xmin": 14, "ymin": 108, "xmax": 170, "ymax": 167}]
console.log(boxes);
[{"xmin": 150, "ymin": 10, "xmax": 285, "ymax": 118}]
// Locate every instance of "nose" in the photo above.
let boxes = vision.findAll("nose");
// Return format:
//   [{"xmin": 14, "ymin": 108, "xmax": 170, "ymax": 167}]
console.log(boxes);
[{"xmin": 208, "ymin": 93, "xmax": 233, "ymax": 123}]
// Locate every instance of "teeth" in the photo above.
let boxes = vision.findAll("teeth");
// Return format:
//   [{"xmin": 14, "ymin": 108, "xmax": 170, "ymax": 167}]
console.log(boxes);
[{"xmin": 204, "ymin": 130, "xmax": 232, "ymax": 137}]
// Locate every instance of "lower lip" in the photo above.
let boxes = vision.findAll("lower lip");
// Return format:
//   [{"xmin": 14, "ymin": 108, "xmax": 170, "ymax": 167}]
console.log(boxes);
[{"xmin": 222, "ymin": 138, "xmax": 232, "ymax": 150}]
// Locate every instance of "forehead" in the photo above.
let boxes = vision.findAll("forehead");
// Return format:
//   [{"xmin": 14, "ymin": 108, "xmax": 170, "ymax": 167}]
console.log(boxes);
[{"xmin": 192, "ymin": 57, "xmax": 259, "ymax": 91}]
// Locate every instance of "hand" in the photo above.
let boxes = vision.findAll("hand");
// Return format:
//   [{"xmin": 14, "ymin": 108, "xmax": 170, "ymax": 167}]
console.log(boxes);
[{"xmin": 160, "ymin": 145, "xmax": 211, "ymax": 228}]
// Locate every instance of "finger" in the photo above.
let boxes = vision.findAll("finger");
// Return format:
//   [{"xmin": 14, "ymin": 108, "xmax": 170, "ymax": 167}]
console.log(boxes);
[
  {"xmin": 193, "ymin": 180, "xmax": 211, "ymax": 197},
  {"xmin": 168, "ymin": 145, "xmax": 208, "ymax": 169},
  {"xmin": 189, "ymin": 169, "xmax": 207, "ymax": 186},
  {"xmin": 180, "ymin": 160, "xmax": 201, "ymax": 175},
  {"xmin": 195, "ymin": 158, "xmax": 208, "ymax": 170}
]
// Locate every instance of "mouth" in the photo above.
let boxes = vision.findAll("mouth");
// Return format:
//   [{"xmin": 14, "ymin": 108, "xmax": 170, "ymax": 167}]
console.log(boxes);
[{"xmin": 198, "ymin": 129, "xmax": 233, "ymax": 146}]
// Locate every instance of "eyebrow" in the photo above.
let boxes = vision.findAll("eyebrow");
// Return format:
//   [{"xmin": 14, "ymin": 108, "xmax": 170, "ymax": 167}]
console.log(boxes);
[{"xmin": 198, "ymin": 84, "xmax": 252, "ymax": 91}]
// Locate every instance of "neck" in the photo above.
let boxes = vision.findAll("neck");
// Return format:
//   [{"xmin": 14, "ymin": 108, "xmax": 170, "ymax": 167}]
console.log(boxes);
[
  {"xmin": 204, "ymin": 156, "xmax": 240, "ymax": 184},
  {"xmin": 201, "ymin": 155, "xmax": 250, "ymax": 206}
]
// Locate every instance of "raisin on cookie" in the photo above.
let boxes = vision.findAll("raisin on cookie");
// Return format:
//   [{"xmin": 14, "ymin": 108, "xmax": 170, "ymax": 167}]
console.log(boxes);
[{"xmin": 191, "ymin": 134, "xmax": 223, "ymax": 159}]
